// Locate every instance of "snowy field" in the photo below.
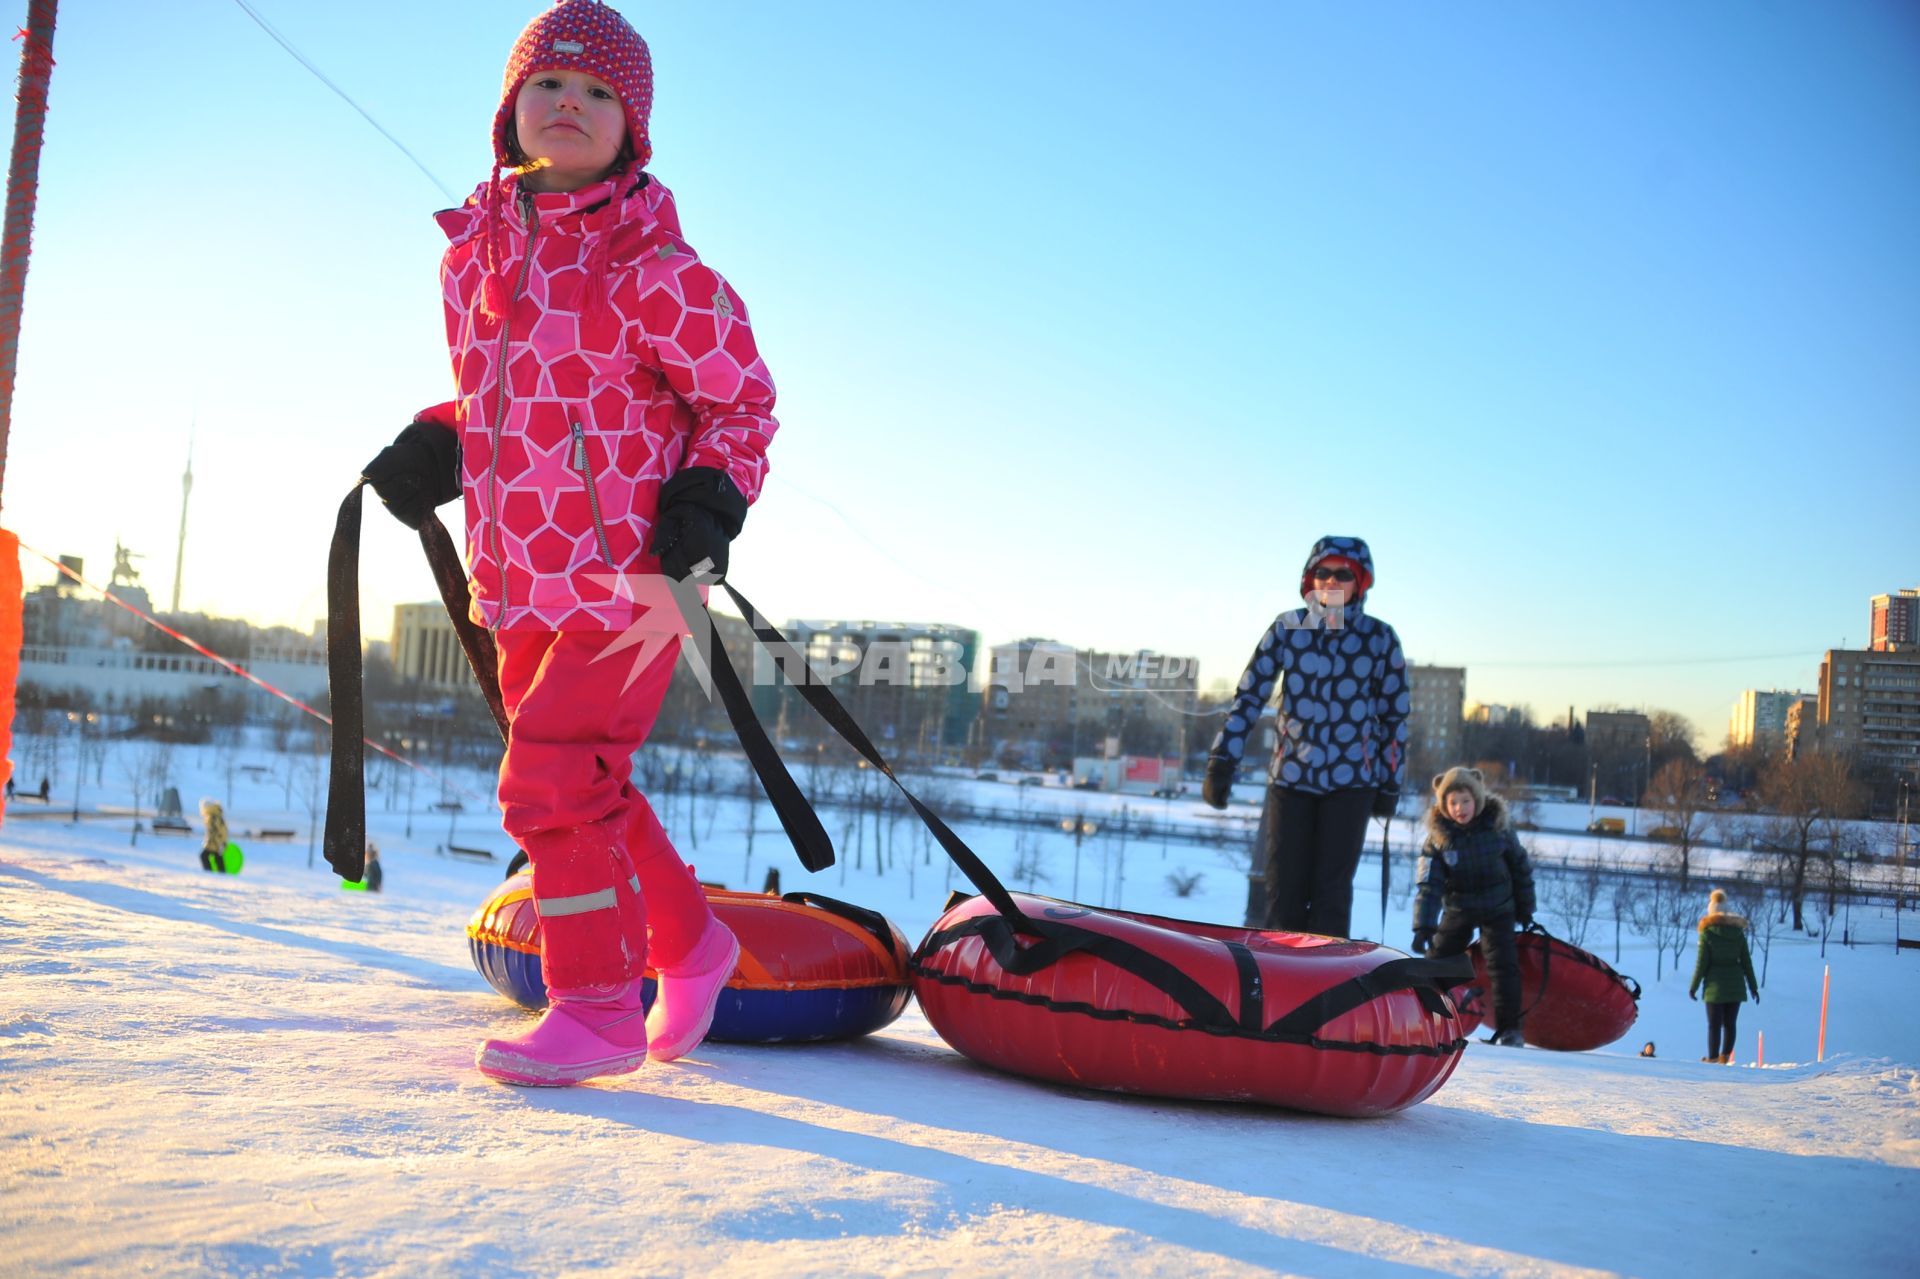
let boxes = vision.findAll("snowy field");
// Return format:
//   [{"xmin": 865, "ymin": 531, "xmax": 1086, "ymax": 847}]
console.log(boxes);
[{"xmin": 3, "ymin": 739, "xmax": 1916, "ymax": 1277}]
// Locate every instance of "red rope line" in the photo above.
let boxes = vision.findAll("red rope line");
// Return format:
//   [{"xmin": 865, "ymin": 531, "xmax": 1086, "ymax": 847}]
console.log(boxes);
[{"xmin": 18, "ymin": 540, "xmax": 488, "ymax": 800}]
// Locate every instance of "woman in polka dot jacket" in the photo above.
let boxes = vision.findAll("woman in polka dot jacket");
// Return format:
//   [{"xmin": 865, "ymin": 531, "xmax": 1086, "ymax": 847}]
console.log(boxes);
[{"xmin": 1202, "ymin": 536, "xmax": 1410, "ymax": 937}]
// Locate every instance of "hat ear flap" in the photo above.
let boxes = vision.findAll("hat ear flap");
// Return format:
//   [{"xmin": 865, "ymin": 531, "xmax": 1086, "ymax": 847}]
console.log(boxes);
[
  {"xmin": 1431, "ymin": 774, "xmax": 1446, "ymax": 793},
  {"xmin": 1469, "ymin": 768, "xmax": 1483, "ymax": 782}
]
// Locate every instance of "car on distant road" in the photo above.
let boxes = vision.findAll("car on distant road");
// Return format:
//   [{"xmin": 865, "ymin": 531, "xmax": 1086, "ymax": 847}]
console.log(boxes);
[
  {"xmin": 1587, "ymin": 817, "xmax": 1625, "ymax": 835},
  {"xmin": 1647, "ymin": 824, "xmax": 1684, "ymax": 841}
]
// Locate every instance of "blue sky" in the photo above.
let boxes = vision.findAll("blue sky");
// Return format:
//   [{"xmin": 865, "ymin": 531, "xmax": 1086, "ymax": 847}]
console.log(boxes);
[{"xmin": 6, "ymin": 0, "xmax": 1916, "ymax": 747}]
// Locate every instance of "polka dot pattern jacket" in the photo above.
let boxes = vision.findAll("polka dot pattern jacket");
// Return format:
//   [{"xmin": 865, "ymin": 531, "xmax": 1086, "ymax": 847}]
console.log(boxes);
[{"xmin": 1207, "ymin": 536, "xmax": 1410, "ymax": 796}]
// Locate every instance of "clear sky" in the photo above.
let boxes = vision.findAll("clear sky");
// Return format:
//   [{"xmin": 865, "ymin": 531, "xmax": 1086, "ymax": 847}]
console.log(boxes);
[{"xmin": 5, "ymin": 0, "xmax": 1916, "ymax": 748}]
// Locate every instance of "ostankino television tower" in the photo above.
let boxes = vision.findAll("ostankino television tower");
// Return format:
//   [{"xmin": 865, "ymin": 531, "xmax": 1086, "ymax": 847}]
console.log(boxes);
[{"xmin": 170, "ymin": 434, "xmax": 192, "ymax": 613}]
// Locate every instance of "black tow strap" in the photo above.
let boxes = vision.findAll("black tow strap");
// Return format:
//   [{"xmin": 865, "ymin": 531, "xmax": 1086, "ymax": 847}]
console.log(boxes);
[
  {"xmin": 701, "ymin": 581, "xmax": 1036, "ymax": 932},
  {"xmin": 322, "ymin": 487, "xmax": 367, "ymax": 881}
]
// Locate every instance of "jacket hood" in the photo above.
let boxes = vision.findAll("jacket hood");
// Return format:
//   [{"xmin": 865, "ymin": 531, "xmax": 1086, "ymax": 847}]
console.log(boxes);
[
  {"xmin": 1300, "ymin": 535, "xmax": 1375, "ymax": 604},
  {"xmin": 1699, "ymin": 911, "xmax": 1749, "ymax": 931},
  {"xmin": 1425, "ymin": 792, "xmax": 1509, "ymax": 840}
]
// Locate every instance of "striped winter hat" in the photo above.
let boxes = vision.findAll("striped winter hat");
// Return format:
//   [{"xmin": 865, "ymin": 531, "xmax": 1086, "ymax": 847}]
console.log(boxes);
[{"xmin": 493, "ymin": 0, "xmax": 653, "ymax": 170}]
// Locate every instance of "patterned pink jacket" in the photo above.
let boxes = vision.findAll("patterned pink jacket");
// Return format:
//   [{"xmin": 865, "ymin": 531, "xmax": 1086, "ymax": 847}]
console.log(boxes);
[{"xmin": 419, "ymin": 171, "xmax": 776, "ymax": 631}]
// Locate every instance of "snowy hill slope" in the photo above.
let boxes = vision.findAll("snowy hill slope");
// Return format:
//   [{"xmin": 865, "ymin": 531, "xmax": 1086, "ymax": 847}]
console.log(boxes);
[{"xmin": 2, "ymin": 750, "xmax": 1916, "ymax": 1277}]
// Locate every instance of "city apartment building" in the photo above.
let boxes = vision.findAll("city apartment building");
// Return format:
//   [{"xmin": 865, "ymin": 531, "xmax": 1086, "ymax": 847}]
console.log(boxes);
[
  {"xmin": 1585, "ymin": 709, "xmax": 1652, "ymax": 801},
  {"xmin": 1729, "ymin": 688, "xmax": 1815, "ymax": 750},
  {"xmin": 1818, "ymin": 647, "xmax": 1920, "ymax": 783},
  {"xmin": 1871, "ymin": 589, "xmax": 1918, "ymax": 652},
  {"xmin": 777, "ymin": 619, "xmax": 980, "ymax": 755},
  {"xmin": 391, "ymin": 603, "xmax": 466, "ymax": 689},
  {"xmin": 1408, "ymin": 664, "xmax": 1466, "ymax": 782},
  {"xmin": 980, "ymin": 639, "xmax": 1199, "ymax": 769}
]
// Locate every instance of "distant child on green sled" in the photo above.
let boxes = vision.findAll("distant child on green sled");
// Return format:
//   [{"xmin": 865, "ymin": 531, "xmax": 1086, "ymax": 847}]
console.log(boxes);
[
  {"xmin": 1411, "ymin": 768, "xmax": 1535, "ymax": 1047},
  {"xmin": 198, "ymin": 799, "xmax": 228, "ymax": 873}
]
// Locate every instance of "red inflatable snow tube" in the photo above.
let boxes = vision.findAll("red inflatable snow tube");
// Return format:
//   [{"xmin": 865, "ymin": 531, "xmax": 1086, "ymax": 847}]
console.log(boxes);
[
  {"xmin": 912, "ymin": 893, "xmax": 1475, "ymax": 1117},
  {"xmin": 1452, "ymin": 925, "xmax": 1641, "ymax": 1052}
]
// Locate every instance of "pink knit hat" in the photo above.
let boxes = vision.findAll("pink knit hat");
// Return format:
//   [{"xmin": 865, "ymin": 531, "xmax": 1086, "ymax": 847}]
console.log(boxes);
[
  {"xmin": 480, "ymin": 1, "xmax": 652, "ymax": 321},
  {"xmin": 494, "ymin": 0, "xmax": 652, "ymax": 170}
]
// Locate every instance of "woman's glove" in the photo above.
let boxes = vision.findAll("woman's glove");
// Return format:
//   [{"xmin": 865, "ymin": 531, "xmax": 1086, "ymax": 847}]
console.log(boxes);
[
  {"xmin": 362, "ymin": 422, "xmax": 460, "ymax": 529},
  {"xmin": 650, "ymin": 466, "xmax": 748, "ymax": 582},
  {"xmin": 1201, "ymin": 758, "xmax": 1235, "ymax": 810},
  {"xmin": 1410, "ymin": 927, "xmax": 1434, "ymax": 955},
  {"xmin": 1371, "ymin": 788, "xmax": 1399, "ymax": 819}
]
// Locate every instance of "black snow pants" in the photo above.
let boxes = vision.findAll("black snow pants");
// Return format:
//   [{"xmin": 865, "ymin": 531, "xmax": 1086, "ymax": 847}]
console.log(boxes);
[
  {"xmin": 1431, "ymin": 910, "xmax": 1521, "ymax": 1033},
  {"xmin": 1706, "ymin": 1002, "xmax": 1740, "ymax": 1060},
  {"xmin": 199, "ymin": 846, "xmax": 224, "ymax": 873},
  {"xmin": 1259, "ymin": 785, "xmax": 1376, "ymax": 937}
]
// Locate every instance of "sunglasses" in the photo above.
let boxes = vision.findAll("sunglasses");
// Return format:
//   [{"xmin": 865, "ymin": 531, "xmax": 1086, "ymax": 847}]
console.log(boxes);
[{"xmin": 1311, "ymin": 567, "xmax": 1356, "ymax": 583}]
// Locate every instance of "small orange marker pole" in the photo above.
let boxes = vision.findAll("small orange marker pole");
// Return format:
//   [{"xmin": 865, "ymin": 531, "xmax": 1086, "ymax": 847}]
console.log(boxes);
[
  {"xmin": 1756, "ymin": 1031, "xmax": 1764, "ymax": 1067},
  {"xmin": 1817, "ymin": 965, "xmax": 1830, "ymax": 1063}
]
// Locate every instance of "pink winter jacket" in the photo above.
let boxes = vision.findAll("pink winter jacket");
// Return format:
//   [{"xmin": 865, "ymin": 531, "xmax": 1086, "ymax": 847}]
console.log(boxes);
[{"xmin": 419, "ymin": 171, "xmax": 777, "ymax": 631}]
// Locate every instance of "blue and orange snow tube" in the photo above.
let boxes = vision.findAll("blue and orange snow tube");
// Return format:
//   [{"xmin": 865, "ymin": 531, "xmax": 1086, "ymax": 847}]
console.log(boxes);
[
  {"xmin": 467, "ymin": 876, "xmax": 912, "ymax": 1043},
  {"xmin": 912, "ymin": 893, "xmax": 1474, "ymax": 1117},
  {"xmin": 1452, "ymin": 924, "xmax": 1640, "ymax": 1052}
]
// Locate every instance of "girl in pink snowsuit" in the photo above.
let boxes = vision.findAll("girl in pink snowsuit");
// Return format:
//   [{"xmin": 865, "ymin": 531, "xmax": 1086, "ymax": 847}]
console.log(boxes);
[{"xmin": 362, "ymin": 0, "xmax": 776, "ymax": 1085}]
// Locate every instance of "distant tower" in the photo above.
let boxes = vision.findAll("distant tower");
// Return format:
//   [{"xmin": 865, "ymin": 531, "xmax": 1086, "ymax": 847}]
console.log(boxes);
[{"xmin": 170, "ymin": 434, "xmax": 193, "ymax": 613}]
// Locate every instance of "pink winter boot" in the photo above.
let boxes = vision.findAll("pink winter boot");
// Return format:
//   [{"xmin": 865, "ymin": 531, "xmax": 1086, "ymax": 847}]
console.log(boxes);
[
  {"xmin": 645, "ymin": 917, "xmax": 739, "ymax": 1062},
  {"xmin": 476, "ymin": 978, "xmax": 650, "ymax": 1086}
]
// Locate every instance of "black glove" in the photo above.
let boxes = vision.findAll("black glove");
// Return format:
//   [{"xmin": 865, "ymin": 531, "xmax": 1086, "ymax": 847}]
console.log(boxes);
[
  {"xmin": 650, "ymin": 466, "xmax": 748, "ymax": 582},
  {"xmin": 1200, "ymin": 758, "xmax": 1234, "ymax": 810},
  {"xmin": 1689, "ymin": 989, "xmax": 1698, "ymax": 1001},
  {"xmin": 1751, "ymin": 991, "xmax": 1759, "ymax": 1005},
  {"xmin": 1517, "ymin": 915, "xmax": 1533, "ymax": 928},
  {"xmin": 1410, "ymin": 927, "xmax": 1434, "ymax": 955},
  {"xmin": 1371, "ymin": 789, "xmax": 1399, "ymax": 819},
  {"xmin": 362, "ymin": 422, "xmax": 461, "ymax": 530}
]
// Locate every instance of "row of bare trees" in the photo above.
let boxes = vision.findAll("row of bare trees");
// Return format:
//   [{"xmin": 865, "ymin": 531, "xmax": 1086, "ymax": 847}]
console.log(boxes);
[{"xmin": 1643, "ymin": 750, "xmax": 1869, "ymax": 932}]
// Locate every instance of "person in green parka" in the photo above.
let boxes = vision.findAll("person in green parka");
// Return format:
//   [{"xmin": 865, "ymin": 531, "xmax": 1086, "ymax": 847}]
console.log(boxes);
[{"xmin": 1689, "ymin": 888, "xmax": 1759, "ymax": 1064}]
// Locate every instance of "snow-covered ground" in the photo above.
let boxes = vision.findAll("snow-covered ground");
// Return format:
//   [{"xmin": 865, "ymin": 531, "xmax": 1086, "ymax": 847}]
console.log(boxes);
[{"xmin": 3, "ymin": 739, "xmax": 1916, "ymax": 1276}]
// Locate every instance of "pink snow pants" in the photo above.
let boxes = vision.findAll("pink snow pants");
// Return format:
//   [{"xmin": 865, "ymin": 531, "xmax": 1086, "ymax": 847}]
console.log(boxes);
[{"xmin": 495, "ymin": 628, "xmax": 711, "ymax": 990}]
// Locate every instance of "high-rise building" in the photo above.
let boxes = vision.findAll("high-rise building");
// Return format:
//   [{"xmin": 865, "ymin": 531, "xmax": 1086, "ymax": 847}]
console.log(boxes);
[
  {"xmin": 1818, "ymin": 647, "xmax": 1920, "ymax": 782},
  {"xmin": 1729, "ymin": 689, "xmax": 1815, "ymax": 750},
  {"xmin": 1409, "ymin": 665, "xmax": 1466, "ymax": 781},
  {"xmin": 1871, "ymin": 588, "xmax": 1919, "ymax": 652}
]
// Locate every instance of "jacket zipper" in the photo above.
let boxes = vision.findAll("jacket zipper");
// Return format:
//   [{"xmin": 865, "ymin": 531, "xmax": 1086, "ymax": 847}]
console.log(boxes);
[
  {"xmin": 570, "ymin": 420, "xmax": 615, "ymax": 568},
  {"xmin": 485, "ymin": 196, "xmax": 540, "ymax": 630}
]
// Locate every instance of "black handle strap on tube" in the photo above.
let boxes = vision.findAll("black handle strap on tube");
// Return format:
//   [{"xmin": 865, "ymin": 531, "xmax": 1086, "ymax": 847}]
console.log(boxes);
[
  {"xmin": 715, "ymin": 581, "xmax": 1035, "ymax": 934},
  {"xmin": 681, "ymin": 593, "xmax": 836, "ymax": 872},
  {"xmin": 781, "ymin": 890, "xmax": 905, "ymax": 964},
  {"xmin": 321, "ymin": 485, "xmax": 368, "ymax": 882},
  {"xmin": 419, "ymin": 515, "xmax": 506, "ymax": 744}
]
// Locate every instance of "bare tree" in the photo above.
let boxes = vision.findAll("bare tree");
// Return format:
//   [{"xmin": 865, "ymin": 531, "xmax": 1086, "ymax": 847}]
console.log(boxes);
[
  {"xmin": 1757, "ymin": 752, "xmax": 1863, "ymax": 931},
  {"xmin": 1647, "ymin": 757, "xmax": 1714, "ymax": 888},
  {"xmin": 1627, "ymin": 870, "xmax": 1694, "ymax": 980},
  {"xmin": 1729, "ymin": 886, "xmax": 1778, "ymax": 987},
  {"xmin": 1541, "ymin": 860, "xmax": 1604, "ymax": 950}
]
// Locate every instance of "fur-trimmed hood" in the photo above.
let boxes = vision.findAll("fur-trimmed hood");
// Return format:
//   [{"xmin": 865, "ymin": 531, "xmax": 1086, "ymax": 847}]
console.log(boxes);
[
  {"xmin": 1699, "ymin": 911, "xmax": 1749, "ymax": 931},
  {"xmin": 1425, "ymin": 792, "xmax": 1509, "ymax": 841}
]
